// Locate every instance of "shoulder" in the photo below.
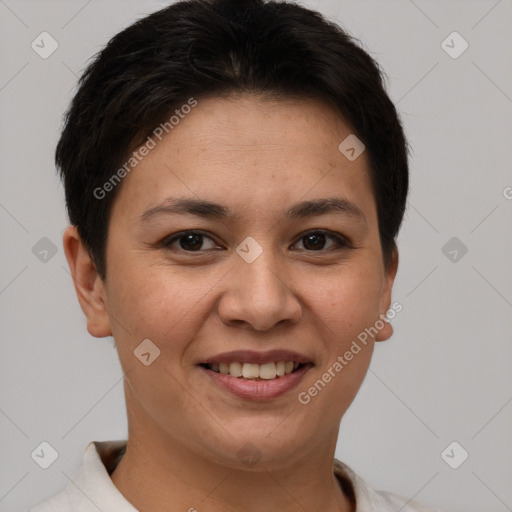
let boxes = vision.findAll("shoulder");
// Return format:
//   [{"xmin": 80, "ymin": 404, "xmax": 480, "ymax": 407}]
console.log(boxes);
[
  {"xmin": 334, "ymin": 459, "xmax": 442, "ymax": 512},
  {"xmin": 371, "ymin": 489, "xmax": 442, "ymax": 512},
  {"xmin": 29, "ymin": 492, "xmax": 72, "ymax": 512},
  {"xmin": 28, "ymin": 440, "xmax": 132, "ymax": 512}
]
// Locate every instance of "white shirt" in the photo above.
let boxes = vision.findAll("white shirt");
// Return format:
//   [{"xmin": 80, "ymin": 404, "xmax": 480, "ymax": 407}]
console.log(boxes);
[{"xmin": 29, "ymin": 440, "xmax": 440, "ymax": 512}]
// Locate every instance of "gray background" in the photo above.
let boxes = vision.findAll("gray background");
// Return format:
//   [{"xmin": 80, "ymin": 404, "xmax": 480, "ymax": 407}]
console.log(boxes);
[{"xmin": 1, "ymin": 1, "xmax": 511, "ymax": 511}]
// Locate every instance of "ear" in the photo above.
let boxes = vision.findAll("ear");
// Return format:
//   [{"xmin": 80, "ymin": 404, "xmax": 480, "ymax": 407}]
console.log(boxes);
[
  {"xmin": 62, "ymin": 226, "xmax": 112, "ymax": 338},
  {"xmin": 375, "ymin": 246, "xmax": 399, "ymax": 342}
]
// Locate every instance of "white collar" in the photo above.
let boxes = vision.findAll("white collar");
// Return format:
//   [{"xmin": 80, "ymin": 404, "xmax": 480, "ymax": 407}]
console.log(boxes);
[{"xmin": 30, "ymin": 440, "xmax": 437, "ymax": 512}]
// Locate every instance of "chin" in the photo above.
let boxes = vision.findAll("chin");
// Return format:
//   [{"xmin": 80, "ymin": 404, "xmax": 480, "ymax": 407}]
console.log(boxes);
[{"xmin": 195, "ymin": 419, "xmax": 318, "ymax": 470}]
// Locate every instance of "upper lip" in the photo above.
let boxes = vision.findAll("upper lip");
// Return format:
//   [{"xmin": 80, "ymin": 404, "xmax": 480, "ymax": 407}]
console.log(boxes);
[{"xmin": 201, "ymin": 349, "xmax": 313, "ymax": 365}]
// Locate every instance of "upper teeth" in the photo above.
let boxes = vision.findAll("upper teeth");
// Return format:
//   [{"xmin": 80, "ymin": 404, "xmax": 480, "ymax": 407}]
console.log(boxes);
[{"xmin": 209, "ymin": 361, "xmax": 300, "ymax": 379}]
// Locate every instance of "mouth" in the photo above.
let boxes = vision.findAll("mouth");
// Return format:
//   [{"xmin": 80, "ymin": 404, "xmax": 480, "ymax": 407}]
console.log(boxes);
[
  {"xmin": 200, "ymin": 361, "xmax": 307, "ymax": 380},
  {"xmin": 198, "ymin": 350, "xmax": 313, "ymax": 400}
]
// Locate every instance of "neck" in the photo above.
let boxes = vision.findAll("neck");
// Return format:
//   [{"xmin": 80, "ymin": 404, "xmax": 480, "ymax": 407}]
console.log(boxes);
[
  {"xmin": 110, "ymin": 387, "xmax": 354, "ymax": 512},
  {"xmin": 111, "ymin": 442, "xmax": 353, "ymax": 512}
]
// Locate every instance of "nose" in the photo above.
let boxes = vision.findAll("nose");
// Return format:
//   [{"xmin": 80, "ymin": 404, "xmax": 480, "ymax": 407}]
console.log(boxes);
[{"xmin": 216, "ymin": 250, "xmax": 302, "ymax": 331}]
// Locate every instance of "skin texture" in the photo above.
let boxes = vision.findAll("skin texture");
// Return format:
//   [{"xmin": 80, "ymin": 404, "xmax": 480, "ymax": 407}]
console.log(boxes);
[{"xmin": 63, "ymin": 94, "xmax": 398, "ymax": 512}]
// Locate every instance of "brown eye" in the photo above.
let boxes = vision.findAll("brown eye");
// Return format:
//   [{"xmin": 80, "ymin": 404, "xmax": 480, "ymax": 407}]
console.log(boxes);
[
  {"xmin": 162, "ymin": 231, "xmax": 219, "ymax": 252},
  {"xmin": 178, "ymin": 233, "xmax": 204, "ymax": 251},
  {"xmin": 302, "ymin": 233, "xmax": 326, "ymax": 250},
  {"xmin": 293, "ymin": 230, "xmax": 349, "ymax": 252}
]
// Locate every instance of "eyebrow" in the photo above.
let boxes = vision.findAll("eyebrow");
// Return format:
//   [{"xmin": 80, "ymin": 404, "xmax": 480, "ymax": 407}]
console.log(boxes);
[{"xmin": 140, "ymin": 196, "xmax": 367, "ymax": 227}]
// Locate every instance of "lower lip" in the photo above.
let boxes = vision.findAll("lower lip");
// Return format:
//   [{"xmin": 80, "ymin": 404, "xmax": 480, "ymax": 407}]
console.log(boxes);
[{"xmin": 199, "ymin": 365, "xmax": 311, "ymax": 400}]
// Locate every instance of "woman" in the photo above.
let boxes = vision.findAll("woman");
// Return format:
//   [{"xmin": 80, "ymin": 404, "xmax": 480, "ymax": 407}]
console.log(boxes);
[{"xmin": 30, "ymin": 0, "xmax": 439, "ymax": 510}]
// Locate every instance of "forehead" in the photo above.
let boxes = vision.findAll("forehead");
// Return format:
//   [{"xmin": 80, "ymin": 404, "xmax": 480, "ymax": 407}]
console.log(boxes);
[
  {"xmin": 110, "ymin": 94, "xmax": 376, "ymax": 225},
  {"xmin": 167, "ymin": 94, "xmax": 359, "ymax": 163}
]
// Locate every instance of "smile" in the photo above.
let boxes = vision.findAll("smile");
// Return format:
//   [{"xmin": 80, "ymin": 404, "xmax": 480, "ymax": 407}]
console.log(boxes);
[
  {"xmin": 199, "ymin": 350, "xmax": 313, "ymax": 400},
  {"xmin": 204, "ymin": 361, "xmax": 302, "ymax": 380}
]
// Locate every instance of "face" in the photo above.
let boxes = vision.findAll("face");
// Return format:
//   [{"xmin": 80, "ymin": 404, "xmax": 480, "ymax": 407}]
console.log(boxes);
[{"xmin": 66, "ymin": 94, "xmax": 398, "ymax": 470}]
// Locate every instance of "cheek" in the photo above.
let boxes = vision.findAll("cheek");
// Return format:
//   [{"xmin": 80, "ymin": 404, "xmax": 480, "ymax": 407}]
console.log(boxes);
[
  {"xmin": 307, "ymin": 265, "xmax": 383, "ymax": 340},
  {"xmin": 298, "ymin": 272, "xmax": 378, "ymax": 419},
  {"xmin": 107, "ymin": 257, "xmax": 212, "ymax": 332},
  {"xmin": 105, "ymin": 260, "xmax": 228, "ymax": 378},
  {"xmin": 105, "ymin": 266, "xmax": 211, "ymax": 412},
  {"xmin": 318, "ymin": 266, "xmax": 383, "ymax": 396}
]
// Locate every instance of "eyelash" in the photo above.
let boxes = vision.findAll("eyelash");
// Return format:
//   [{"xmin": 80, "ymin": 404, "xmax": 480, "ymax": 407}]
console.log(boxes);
[{"xmin": 160, "ymin": 229, "xmax": 352, "ymax": 254}]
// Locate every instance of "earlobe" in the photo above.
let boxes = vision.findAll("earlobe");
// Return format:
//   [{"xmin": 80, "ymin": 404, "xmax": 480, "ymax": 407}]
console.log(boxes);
[
  {"xmin": 375, "ymin": 317, "xmax": 394, "ymax": 342},
  {"xmin": 375, "ymin": 247, "xmax": 399, "ymax": 342},
  {"xmin": 62, "ymin": 226, "xmax": 112, "ymax": 338}
]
